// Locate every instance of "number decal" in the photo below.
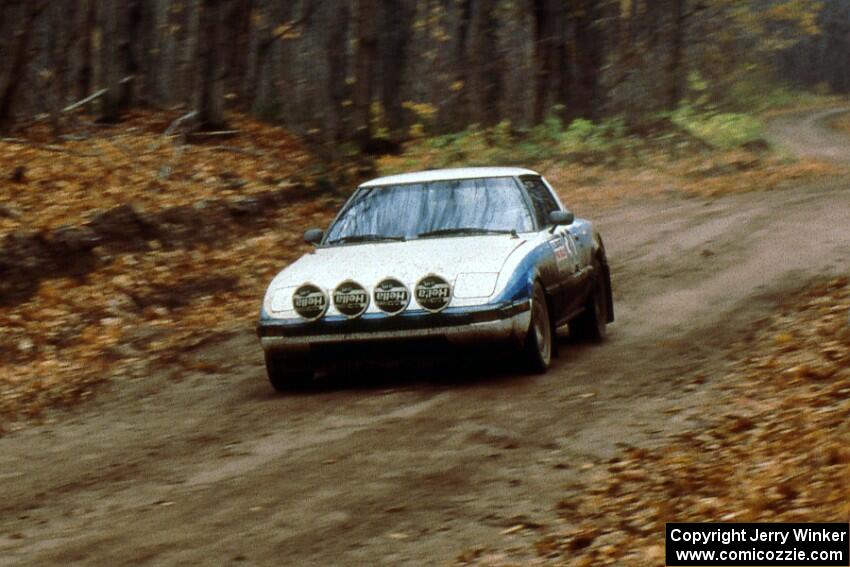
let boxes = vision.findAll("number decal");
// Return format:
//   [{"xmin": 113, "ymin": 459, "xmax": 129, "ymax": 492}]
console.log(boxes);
[
  {"xmin": 549, "ymin": 233, "xmax": 579, "ymax": 273},
  {"xmin": 563, "ymin": 233, "xmax": 579, "ymax": 269}
]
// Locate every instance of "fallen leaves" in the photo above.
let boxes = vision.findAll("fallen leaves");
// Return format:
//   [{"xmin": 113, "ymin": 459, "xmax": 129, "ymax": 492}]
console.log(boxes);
[
  {"xmin": 0, "ymin": 110, "xmax": 315, "ymax": 237},
  {"xmin": 0, "ymin": 111, "xmax": 341, "ymax": 426},
  {"xmin": 459, "ymin": 277, "xmax": 850, "ymax": 565}
]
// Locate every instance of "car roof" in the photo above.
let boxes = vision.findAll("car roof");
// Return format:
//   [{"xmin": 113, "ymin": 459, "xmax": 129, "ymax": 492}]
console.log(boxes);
[{"xmin": 359, "ymin": 167, "xmax": 540, "ymax": 188}]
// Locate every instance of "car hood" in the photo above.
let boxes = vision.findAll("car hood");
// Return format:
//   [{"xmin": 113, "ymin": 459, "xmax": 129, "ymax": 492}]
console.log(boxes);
[
  {"xmin": 264, "ymin": 235, "xmax": 529, "ymax": 315},
  {"xmin": 281, "ymin": 235, "xmax": 526, "ymax": 286}
]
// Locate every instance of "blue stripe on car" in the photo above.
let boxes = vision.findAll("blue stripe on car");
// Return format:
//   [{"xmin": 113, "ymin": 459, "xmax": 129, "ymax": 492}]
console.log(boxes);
[{"xmin": 490, "ymin": 241, "xmax": 552, "ymax": 303}]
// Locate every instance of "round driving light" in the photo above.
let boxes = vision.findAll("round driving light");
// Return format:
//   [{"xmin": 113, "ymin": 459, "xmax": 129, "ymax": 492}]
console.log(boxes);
[
  {"xmin": 373, "ymin": 278, "xmax": 410, "ymax": 315},
  {"xmin": 333, "ymin": 280, "xmax": 370, "ymax": 318},
  {"xmin": 292, "ymin": 283, "xmax": 328, "ymax": 321},
  {"xmin": 415, "ymin": 274, "xmax": 452, "ymax": 312}
]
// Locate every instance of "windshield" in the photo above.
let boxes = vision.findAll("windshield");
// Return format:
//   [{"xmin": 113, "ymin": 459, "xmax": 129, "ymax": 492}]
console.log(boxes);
[{"xmin": 325, "ymin": 177, "xmax": 535, "ymax": 244}]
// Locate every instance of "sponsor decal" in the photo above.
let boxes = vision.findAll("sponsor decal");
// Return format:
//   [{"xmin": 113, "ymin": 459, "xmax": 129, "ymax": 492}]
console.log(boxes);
[
  {"xmin": 333, "ymin": 280, "xmax": 370, "ymax": 318},
  {"xmin": 373, "ymin": 278, "xmax": 410, "ymax": 315},
  {"xmin": 415, "ymin": 274, "xmax": 452, "ymax": 312},
  {"xmin": 292, "ymin": 283, "xmax": 328, "ymax": 321},
  {"xmin": 549, "ymin": 234, "xmax": 578, "ymax": 273}
]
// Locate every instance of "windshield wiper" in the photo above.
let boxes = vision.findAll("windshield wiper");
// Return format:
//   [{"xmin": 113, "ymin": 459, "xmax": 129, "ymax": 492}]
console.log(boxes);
[
  {"xmin": 327, "ymin": 234, "xmax": 406, "ymax": 245},
  {"xmin": 417, "ymin": 227, "xmax": 517, "ymax": 239}
]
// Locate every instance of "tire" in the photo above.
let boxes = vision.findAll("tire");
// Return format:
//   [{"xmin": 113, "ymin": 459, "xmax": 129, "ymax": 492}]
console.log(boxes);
[
  {"xmin": 522, "ymin": 281, "xmax": 553, "ymax": 374},
  {"xmin": 569, "ymin": 260, "xmax": 609, "ymax": 343},
  {"xmin": 265, "ymin": 352, "xmax": 314, "ymax": 392}
]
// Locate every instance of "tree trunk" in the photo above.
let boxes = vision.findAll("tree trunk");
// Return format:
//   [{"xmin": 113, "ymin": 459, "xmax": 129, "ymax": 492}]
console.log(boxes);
[
  {"xmin": 532, "ymin": 0, "xmax": 560, "ymax": 124},
  {"xmin": 49, "ymin": 0, "xmax": 76, "ymax": 134},
  {"xmin": 666, "ymin": 0, "xmax": 686, "ymax": 109},
  {"xmin": 354, "ymin": 0, "xmax": 378, "ymax": 148},
  {"xmin": 326, "ymin": 1, "xmax": 351, "ymax": 142},
  {"xmin": 99, "ymin": 0, "xmax": 122, "ymax": 122},
  {"xmin": 0, "ymin": 1, "xmax": 46, "ymax": 132},
  {"xmin": 227, "ymin": 0, "xmax": 253, "ymax": 109},
  {"xmin": 197, "ymin": 0, "xmax": 226, "ymax": 129},
  {"xmin": 76, "ymin": 0, "xmax": 96, "ymax": 101},
  {"xmin": 573, "ymin": 0, "xmax": 604, "ymax": 119},
  {"xmin": 155, "ymin": 0, "xmax": 173, "ymax": 105},
  {"xmin": 452, "ymin": 0, "xmax": 474, "ymax": 127},
  {"xmin": 470, "ymin": 0, "xmax": 501, "ymax": 126},
  {"xmin": 184, "ymin": 0, "xmax": 202, "ymax": 107},
  {"xmin": 380, "ymin": 0, "xmax": 412, "ymax": 135},
  {"xmin": 555, "ymin": 2, "xmax": 573, "ymax": 122},
  {"xmin": 121, "ymin": 0, "xmax": 142, "ymax": 109},
  {"xmin": 139, "ymin": 0, "xmax": 157, "ymax": 105}
]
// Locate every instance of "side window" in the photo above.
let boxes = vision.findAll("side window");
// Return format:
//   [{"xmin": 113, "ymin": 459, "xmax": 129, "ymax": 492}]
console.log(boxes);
[{"xmin": 520, "ymin": 176, "xmax": 560, "ymax": 227}]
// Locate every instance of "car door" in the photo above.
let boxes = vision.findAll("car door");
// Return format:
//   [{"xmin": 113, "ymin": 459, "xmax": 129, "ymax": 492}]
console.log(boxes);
[{"xmin": 519, "ymin": 175, "xmax": 584, "ymax": 323}]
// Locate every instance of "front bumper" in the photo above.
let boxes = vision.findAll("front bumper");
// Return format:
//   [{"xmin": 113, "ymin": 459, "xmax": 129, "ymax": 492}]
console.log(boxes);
[{"xmin": 257, "ymin": 299, "xmax": 531, "ymax": 353}]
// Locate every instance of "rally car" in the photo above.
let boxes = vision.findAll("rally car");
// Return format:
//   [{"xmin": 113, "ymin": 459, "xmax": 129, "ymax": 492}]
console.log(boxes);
[{"xmin": 257, "ymin": 167, "xmax": 613, "ymax": 390}]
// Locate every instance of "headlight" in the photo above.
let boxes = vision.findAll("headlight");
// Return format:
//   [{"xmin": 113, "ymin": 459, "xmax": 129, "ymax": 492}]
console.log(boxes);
[
  {"xmin": 270, "ymin": 286, "xmax": 296, "ymax": 312},
  {"xmin": 373, "ymin": 277, "xmax": 410, "ymax": 315},
  {"xmin": 453, "ymin": 272, "xmax": 498, "ymax": 298},
  {"xmin": 332, "ymin": 280, "xmax": 370, "ymax": 318},
  {"xmin": 415, "ymin": 274, "xmax": 452, "ymax": 312},
  {"xmin": 292, "ymin": 283, "xmax": 329, "ymax": 321}
]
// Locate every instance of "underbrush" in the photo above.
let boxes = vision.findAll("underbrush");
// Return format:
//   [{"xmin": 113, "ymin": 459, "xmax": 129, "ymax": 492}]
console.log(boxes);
[
  {"xmin": 730, "ymin": 81, "xmax": 842, "ymax": 115},
  {"xmin": 668, "ymin": 106, "xmax": 764, "ymax": 149},
  {"xmin": 378, "ymin": 105, "xmax": 770, "ymax": 175}
]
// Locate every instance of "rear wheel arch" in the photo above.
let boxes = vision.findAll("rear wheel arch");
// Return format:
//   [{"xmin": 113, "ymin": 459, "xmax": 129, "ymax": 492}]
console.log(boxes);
[
  {"xmin": 595, "ymin": 249, "xmax": 614, "ymax": 323},
  {"xmin": 590, "ymin": 234, "xmax": 613, "ymax": 323}
]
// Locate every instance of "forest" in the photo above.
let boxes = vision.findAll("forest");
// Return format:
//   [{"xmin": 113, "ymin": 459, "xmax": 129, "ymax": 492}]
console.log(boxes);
[
  {"xmin": 1, "ymin": 0, "xmax": 846, "ymax": 150},
  {"xmin": 1, "ymin": 2, "xmax": 850, "ymax": 565}
]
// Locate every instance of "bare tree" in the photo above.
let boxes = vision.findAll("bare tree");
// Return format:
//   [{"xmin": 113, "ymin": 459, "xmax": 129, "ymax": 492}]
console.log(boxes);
[
  {"xmin": 98, "ymin": 0, "xmax": 123, "ymax": 122},
  {"xmin": 469, "ymin": 0, "xmax": 502, "ymax": 126},
  {"xmin": 380, "ymin": 0, "xmax": 413, "ymax": 135},
  {"xmin": 326, "ymin": 1, "xmax": 351, "ymax": 142},
  {"xmin": 197, "ymin": 0, "xmax": 227, "ymax": 129},
  {"xmin": 354, "ymin": 0, "xmax": 378, "ymax": 148},
  {"xmin": 451, "ymin": 0, "xmax": 474, "ymax": 127},
  {"xmin": 532, "ymin": 0, "xmax": 562, "ymax": 124},
  {"xmin": 74, "ymin": 0, "xmax": 97, "ymax": 103},
  {"xmin": 667, "ymin": 0, "xmax": 687, "ymax": 109},
  {"xmin": 0, "ymin": 1, "xmax": 48, "ymax": 131},
  {"xmin": 573, "ymin": 0, "xmax": 604, "ymax": 119}
]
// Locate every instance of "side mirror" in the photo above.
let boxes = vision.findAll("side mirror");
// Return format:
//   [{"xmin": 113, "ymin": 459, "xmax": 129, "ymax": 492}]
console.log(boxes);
[
  {"xmin": 304, "ymin": 228, "xmax": 324, "ymax": 245},
  {"xmin": 549, "ymin": 210, "xmax": 574, "ymax": 226}
]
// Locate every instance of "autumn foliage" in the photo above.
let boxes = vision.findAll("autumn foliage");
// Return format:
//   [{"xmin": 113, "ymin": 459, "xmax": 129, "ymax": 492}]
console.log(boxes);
[{"xmin": 0, "ymin": 111, "xmax": 339, "ymax": 427}]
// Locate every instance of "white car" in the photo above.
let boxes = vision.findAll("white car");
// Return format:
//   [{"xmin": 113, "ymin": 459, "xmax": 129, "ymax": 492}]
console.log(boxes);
[{"xmin": 257, "ymin": 167, "xmax": 613, "ymax": 390}]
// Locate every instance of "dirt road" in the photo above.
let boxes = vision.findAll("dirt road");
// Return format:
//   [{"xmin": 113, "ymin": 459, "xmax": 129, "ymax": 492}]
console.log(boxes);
[{"xmin": 1, "ymin": 108, "xmax": 849, "ymax": 566}]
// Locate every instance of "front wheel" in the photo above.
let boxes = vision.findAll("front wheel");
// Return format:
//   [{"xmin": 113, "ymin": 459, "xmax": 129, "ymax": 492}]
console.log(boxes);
[
  {"xmin": 522, "ymin": 281, "xmax": 553, "ymax": 373},
  {"xmin": 265, "ymin": 352, "xmax": 314, "ymax": 392}
]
